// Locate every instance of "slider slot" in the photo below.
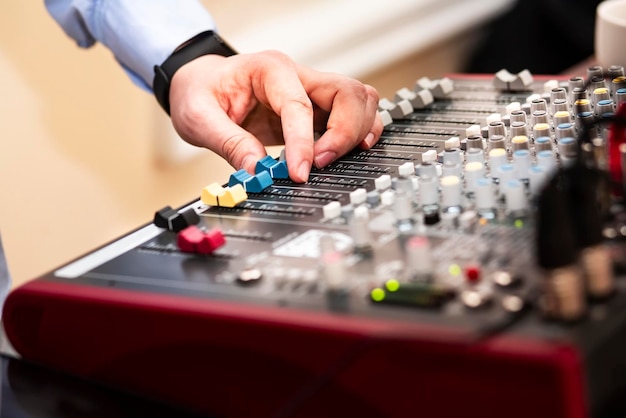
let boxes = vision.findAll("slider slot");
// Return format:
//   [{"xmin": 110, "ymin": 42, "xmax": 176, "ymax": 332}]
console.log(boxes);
[{"xmin": 273, "ymin": 177, "xmax": 373, "ymax": 191}]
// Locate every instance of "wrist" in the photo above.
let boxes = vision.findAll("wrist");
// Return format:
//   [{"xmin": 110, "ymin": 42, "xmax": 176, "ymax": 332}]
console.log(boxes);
[{"xmin": 153, "ymin": 31, "xmax": 237, "ymax": 115}]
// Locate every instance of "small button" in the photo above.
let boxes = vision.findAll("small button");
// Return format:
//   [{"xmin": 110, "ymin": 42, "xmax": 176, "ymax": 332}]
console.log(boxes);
[
  {"xmin": 465, "ymin": 265, "xmax": 481, "ymax": 283},
  {"xmin": 460, "ymin": 289, "xmax": 492, "ymax": 309},
  {"xmin": 228, "ymin": 169, "xmax": 273, "ymax": 193},
  {"xmin": 492, "ymin": 271, "xmax": 522, "ymax": 288},
  {"xmin": 502, "ymin": 295, "xmax": 526, "ymax": 313},
  {"xmin": 153, "ymin": 206, "xmax": 178, "ymax": 229},
  {"xmin": 237, "ymin": 268, "xmax": 263, "ymax": 285},
  {"xmin": 177, "ymin": 225, "xmax": 205, "ymax": 253},
  {"xmin": 201, "ymin": 183, "xmax": 226, "ymax": 206},
  {"xmin": 170, "ymin": 207, "xmax": 200, "ymax": 232},
  {"xmin": 203, "ymin": 228, "xmax": 226, "ymax": 253},
  {"xmin": 219, "ymin": 184, "xmax": 248, "ymax": 207}
]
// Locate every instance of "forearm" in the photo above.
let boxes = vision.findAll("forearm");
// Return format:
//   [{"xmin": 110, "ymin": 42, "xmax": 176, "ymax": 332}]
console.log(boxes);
[{"xmin": 44, "ymin": 0, "xmax": 217, "ymax": 90}]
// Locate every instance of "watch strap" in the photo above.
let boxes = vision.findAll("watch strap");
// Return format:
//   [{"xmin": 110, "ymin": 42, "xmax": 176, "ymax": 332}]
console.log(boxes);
[{"xmin": 153, "ymin": 30, "xmax": 237, "ymax": 115}]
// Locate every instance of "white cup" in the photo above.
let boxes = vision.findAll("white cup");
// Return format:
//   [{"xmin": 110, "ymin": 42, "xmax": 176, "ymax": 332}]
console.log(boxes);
[{"xmin": 596, "ymin": 0, "xmax": 626, "ymax": 69}]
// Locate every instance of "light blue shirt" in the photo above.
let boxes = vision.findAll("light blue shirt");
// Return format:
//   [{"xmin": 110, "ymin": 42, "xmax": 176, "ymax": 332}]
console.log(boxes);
[{"xmin": 45, "ymin": 0, "xmax": 217, "ymax": 90}]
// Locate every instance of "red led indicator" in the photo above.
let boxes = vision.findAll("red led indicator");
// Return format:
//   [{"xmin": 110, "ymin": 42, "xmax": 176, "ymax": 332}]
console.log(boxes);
[{"xmin": 465, "ymin": 265, "xmax": 481, "ymax": 283}]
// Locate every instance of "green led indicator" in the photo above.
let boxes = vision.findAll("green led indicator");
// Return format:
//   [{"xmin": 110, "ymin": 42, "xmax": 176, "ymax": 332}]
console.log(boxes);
[
  {"xmin": 385, "ymin": 279, "xmax": 400, "ymax": 292},
  {"xmin": 449, "ymin": 264, "xmax": 462, "ymax": 276},
  {"xmin": 371, "ymin": 288, "xmax": 386, "ymax": 302},
  {"xmin": 514, "ymin": 219, "xmax": 524, "ymax": 229}
]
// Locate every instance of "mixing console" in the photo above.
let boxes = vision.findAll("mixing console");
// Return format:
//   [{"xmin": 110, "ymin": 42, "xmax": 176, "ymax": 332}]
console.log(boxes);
[{"xmin": 5, "ymin": 67, "xmax": 626, "ymax": 418}]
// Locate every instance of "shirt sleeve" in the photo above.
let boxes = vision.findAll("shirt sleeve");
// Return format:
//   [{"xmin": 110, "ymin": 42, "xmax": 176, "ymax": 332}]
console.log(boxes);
[{"xmin": 44, "ymin": 0, "xmax": 217, "ymax": 90}]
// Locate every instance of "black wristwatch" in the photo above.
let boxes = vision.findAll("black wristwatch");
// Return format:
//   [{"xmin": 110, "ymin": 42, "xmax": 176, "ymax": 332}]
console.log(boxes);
[{"xmin": 153, "ymin": 30, "xmax": 237, "ymax": 115}]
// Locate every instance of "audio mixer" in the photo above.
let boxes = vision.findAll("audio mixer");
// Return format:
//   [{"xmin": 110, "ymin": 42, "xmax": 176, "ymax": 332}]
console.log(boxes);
[{"xmin": 5, "ymin": 67, "xmax": 626, "ymax": 418}]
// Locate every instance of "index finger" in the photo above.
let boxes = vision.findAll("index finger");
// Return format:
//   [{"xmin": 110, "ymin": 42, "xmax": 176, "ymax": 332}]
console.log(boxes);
[{"xmin": 250, "ymin": 51, "xmax": 315, "ymax": 183}]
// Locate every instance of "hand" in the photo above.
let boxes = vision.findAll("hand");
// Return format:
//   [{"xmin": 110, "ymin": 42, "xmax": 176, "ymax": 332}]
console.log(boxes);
[{"xmin": 168, "ymin": 50, "xmax": 383, "ymax": 183}]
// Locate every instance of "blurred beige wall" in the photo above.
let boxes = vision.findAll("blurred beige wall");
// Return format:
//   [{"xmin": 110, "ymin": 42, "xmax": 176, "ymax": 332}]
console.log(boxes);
[
  {"xmin": 0, "ymin": 1, "xmax": 482, "ymax": 288},
  {"xmin": 0, "ymin": 2, "xmax": 235, "ymax": 287},
  {"xmin": 204, "ymin": 0, "xmax": 486, "ymax": 98}
]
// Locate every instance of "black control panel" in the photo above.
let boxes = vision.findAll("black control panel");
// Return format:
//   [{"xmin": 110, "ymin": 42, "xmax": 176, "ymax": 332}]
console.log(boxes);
[
  {"xmin": 9, "ymin": 67, "xmax": 626, "ymax": 418},
  {"xmin": 57, "ymin": 69, "xmax": 626, "ymax": 329}
]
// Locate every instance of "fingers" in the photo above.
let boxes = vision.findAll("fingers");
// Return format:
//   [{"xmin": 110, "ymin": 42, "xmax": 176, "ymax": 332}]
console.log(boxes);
[
  {"xmin": 249, "ymin": 51, "xmax": 315, "ymax": 182},
  {"xmin": 298, "ymin": 67, "xmax": 382, "ymax": 168},
  {"xmin": 279, "ymin": 99, "xmax": 315, "ymax": 182},
  {"xmin": 169, "ymin": 56, "xmax": 268, "ymax": 173},
  {"xmin": 358, "ymin": 111, "xmax": 384, "ymax": 150},
  {"xmin": 174, "ymin": 99, "xmax": 268, "ymax": 173},
  {"xmin": 170, "ymin": 51, "xmax": 316, "ymax": 182},
  {"xmin": 167, "ymin": 51, "xmax": 381, "ymax": 184}
]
